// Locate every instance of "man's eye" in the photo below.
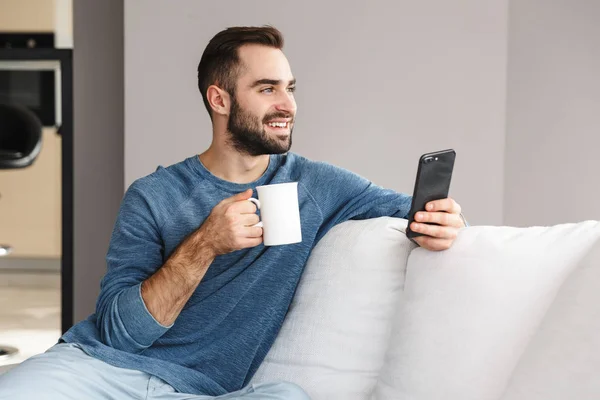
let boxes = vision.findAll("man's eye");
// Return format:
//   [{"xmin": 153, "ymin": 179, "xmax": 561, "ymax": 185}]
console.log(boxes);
[
  {"xmin": 287, "ymin": 86, "xmax": 296, "ymax": 93},
  {"xmin": 261, "ymin": 88, "xmax": 274, "ymax": 94}
]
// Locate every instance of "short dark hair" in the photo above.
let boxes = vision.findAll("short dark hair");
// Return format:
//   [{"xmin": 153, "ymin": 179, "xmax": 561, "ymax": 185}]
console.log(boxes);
[{"xmin": 197, "ymin": 26, "xmax": 284, "ymax": 117}]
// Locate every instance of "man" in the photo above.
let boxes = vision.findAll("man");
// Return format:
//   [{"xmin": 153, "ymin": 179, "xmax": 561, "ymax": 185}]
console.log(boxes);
[{"xmin": 0, "ymin": 26, "xmax": 465, "ymax": 399}]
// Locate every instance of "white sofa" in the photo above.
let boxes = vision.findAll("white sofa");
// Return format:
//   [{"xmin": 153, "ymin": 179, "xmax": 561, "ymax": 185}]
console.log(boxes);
[
  {"xmin": 2, "ymin": 217, "xmax": 600, "ymax": 400},
  {"xmin": 250, "ymin": 217, "xmax": 600, "ymax": 400}
]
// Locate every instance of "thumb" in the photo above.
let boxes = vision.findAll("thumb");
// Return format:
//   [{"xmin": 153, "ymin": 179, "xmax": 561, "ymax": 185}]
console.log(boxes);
[{"xmin": 226, "ymin": 188, "xmax": 253, "ymax": 203}]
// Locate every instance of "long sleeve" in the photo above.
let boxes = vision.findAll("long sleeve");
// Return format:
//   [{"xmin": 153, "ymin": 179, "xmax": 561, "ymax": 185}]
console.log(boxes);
[
  {"xmin": 306, "ymin": 161, "xmax": 412, "ymax": 242},
  {"xmin": 94, "ymin": 183, "xmax": 172, "ymax": 354}
]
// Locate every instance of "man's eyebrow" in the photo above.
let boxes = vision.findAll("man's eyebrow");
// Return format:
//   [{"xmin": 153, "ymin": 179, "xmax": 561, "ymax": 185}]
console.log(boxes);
[{"xmin": 250, "ymin": 78, "xmax": 296, "ymax": 88}]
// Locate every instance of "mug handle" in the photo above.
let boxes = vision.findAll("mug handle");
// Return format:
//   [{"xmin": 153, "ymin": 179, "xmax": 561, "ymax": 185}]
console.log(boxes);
[{"xmin": 248, "ymin": 198, "xmax": 263, "ymax": 228}]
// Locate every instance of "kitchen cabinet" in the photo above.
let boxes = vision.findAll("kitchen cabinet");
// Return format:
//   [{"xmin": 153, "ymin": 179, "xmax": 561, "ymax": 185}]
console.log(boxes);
[{"xmin": 0, "ymin": 127, "xmax": 61, "ymax": 258}]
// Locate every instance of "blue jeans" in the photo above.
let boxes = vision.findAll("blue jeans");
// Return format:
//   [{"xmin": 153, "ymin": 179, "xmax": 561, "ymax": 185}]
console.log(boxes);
[{"xmin": 0, "ymin": 343, "xmax": 310, "ymax": 400}]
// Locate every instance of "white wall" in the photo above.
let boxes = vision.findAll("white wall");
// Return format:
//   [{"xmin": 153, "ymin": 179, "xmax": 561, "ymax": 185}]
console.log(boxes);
[
  {"xmin": 124, "ymin": 0, "xmax": 509, "ymax": 226},
  {"xmin": 504, "ymin": 0, "xmax": 600, "ymax": 226}
]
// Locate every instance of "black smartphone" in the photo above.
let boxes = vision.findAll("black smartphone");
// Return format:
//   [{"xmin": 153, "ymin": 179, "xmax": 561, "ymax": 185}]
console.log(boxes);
[{"xmin": 406, "ymin": 149, "xmax": 456, "ymax": 240}]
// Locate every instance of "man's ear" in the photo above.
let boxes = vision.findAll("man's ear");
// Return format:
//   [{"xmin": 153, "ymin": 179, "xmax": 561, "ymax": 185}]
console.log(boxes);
[{"xmin": 206, "ymin": 85, "xmax": 231, "ymax": 116}]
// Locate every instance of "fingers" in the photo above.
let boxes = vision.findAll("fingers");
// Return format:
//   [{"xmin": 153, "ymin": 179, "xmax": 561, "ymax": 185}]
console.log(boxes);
[
  {"xmin": 414, "ymin": 211, "xmax": 464, "ymax": 228},
  {"xmin": 243, "ymin": 226, "xmax": 264, "ymax": 239},
  {"xmin": 229, "ymin": 199, "xmax": 258, "ymax": 214},
  {"xmin": 242, "ymin": 213, "xmax": 260, "ymax": 227},
  {"xmin": 233, "ymin": 227, "xmax": 263, "ymax": 251},
  {"xmin": 412, "ymin": 198, "xmax": 464, "ymax": 251},
  {"xmin": 240, "ymin": 237, "xmax": 263, "ymax": 248},
  {"xmin": 229, "ymin": 226, "xmax": 263, "ymax": 251},
  {"xmin": 413, "ymin": 235, "xmax": 453, "ymax": 251},
  {"xmin": 223, "ymin": 195, "xmax": 258, "ymax": 216},
  {"xmin": 426, "ymin": 197, "xmax": 461, "ymax": 214},
  {"xmin": 410, "ymin": 221, "xmax": 458, "ymax": 240}
]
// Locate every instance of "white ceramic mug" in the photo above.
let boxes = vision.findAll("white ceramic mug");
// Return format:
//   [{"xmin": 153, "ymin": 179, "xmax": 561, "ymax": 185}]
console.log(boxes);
[{"xmin": 248, "ymin": 182, "xmax": 302, "ymax": 246}]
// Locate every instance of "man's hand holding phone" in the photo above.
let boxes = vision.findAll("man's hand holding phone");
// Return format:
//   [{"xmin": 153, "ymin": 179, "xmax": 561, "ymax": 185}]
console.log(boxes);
[{"xmin": 410, "ymin": 197, "xmax": 465, "ymax": 251}]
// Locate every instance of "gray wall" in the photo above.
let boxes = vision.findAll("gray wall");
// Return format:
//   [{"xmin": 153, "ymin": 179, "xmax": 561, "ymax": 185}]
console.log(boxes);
[
  {"xmin": 72, "ymin": 0, "xmax": 124, "ymax": 323},
  {"xmin": 71, "ymin": 0, "xmax": 600, "ymax": 320},
  {"xmin": 504, "ymin": 0, "xmax": 600, "ymax": 226},
  {"xmin": 124, "ymin": 0, "xmax": 509, "ymax": 226}
]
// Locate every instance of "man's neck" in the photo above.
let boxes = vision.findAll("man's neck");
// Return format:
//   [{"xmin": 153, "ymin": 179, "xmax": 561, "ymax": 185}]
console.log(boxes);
[{"xmin": 199, "ymin": 144, "xmax": 270, "ymax": 184}]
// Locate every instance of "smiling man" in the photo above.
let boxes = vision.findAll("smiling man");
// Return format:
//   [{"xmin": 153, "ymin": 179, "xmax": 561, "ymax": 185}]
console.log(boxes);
[{"xmin": 0, "ymin": 26, "xmax": 465, "ymax": 400}]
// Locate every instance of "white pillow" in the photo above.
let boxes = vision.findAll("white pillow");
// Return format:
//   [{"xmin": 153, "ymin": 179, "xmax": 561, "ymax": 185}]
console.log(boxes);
[
  {"xmin": 374, "ymin": 221, "xmax": 600, "ymax": 400},
  {"xmin": 501, "ymin": 239, "xmax": 600, "ymax": 400},
  {"xmin": 251, "ymin": 217, "xmax": 416, "ymax": 400},
  {"xmin": 0, "ymin": 365, "xmax": 16, "ymax": 375}
]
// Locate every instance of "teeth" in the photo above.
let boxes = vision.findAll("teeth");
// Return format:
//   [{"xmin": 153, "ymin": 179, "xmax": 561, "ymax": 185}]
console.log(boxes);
[{"xmin": 268, "ymin": 122, "xmax": 287, "ymax": 128}]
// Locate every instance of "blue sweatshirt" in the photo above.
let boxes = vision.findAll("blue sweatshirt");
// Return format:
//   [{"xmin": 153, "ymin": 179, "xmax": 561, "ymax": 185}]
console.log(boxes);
[{"xmin": 61, "ymin": 152, "xmax": 412, "ymax": 396}]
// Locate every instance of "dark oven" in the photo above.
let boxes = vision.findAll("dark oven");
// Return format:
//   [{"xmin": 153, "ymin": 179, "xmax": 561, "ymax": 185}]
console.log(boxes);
[{"xmin": 0, "ymin": 60, "xmax": 58, "ymax": 127}]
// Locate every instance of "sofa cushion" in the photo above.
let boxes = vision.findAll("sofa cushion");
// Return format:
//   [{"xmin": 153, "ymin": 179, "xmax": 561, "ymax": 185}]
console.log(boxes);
[
  {"xmin": 0, "ymin": 364, "xmax": 17, "ymax": 375},
  {"xmin": 251, "ymin": 217, "xmax": 416, "ymax": 400},
  {"xmin": 501, "ymin": 238, "xmax": 600, "ymax": 400},
  {"xmin": 374, "ymin": 221, "xmax": 600, "ymax": 400}
]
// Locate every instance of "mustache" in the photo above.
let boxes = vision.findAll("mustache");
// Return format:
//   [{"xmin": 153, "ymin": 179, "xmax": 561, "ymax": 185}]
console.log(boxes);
[{"xmin": 263, "ymin": 112, "xmax": 294, "ymax": 123}]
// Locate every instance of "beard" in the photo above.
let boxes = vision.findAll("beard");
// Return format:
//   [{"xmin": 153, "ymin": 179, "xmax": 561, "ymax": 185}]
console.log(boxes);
[{"xmin": 226, "ymin": 96, "xmax": 294, "ymax": 156}]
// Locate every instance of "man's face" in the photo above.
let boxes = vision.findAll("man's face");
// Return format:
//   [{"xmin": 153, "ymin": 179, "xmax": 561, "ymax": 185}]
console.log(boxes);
[{"xmin": 226, "ymin": 44, "xmax": 297, "ymax": 156}]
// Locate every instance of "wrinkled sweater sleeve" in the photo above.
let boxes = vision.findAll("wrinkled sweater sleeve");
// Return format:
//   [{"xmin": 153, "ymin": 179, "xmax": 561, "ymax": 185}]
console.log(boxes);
[
  {"xmin": 306, "ymin": 161, "xmax": 412, "ymax": 242},
  {"xmin": 94, "ymin": 182, "xmax": 172, "ymax": 354}
]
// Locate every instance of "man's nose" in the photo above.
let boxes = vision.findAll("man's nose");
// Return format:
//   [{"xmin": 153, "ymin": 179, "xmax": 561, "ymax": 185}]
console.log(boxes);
[{"xmin": 275, "ymin": 92, "xmax": 296, "ymax": 114}]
